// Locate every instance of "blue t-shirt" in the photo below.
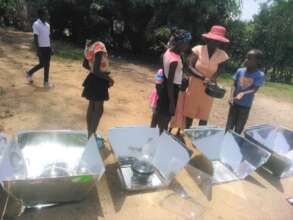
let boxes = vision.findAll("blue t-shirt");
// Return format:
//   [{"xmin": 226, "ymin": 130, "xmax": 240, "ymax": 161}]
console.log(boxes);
[{"xmin": 233, "ymin": 68, "xmax": 265, "ymax": 107}]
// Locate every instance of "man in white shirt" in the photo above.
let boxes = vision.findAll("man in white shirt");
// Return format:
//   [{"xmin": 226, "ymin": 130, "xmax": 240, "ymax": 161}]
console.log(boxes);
[{"xmin": 27, "ymin": 8, "xmax": 53, "ymax": 88}]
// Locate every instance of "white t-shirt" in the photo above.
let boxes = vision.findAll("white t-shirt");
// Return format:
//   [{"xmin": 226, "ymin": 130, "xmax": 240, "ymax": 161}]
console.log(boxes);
[
  {"xmin": 163, "ymin": 49, "xmax": 183, "ymax": 85},
  {"xmin": 32, "ymin": 19, "xmax": 51, "ymax": 47}
]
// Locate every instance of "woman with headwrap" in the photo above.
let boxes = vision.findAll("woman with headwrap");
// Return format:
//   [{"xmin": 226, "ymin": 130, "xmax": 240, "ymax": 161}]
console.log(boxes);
[{"xmin": 156, "ymin": 30, "xmax": 191, "ymax": 133}]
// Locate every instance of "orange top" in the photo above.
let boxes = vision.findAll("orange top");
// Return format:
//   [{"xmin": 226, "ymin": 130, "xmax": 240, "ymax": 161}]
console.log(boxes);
[{"xmin": 192, "ymin": 45, "xmax": 229, "ymax": 78}]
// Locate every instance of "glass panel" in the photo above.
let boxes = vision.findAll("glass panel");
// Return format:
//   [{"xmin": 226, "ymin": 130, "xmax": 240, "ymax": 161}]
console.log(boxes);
[
  {"xmin": 151, "ymin": 133, "xmax": 190, "ymax": 180},
  {"xmin": 108, "ymin": 126, "xmax": 160, "ymax": 164},
  {"xmin": 185, "ymin": 128, "xmax": 225, "ymax": 161}
]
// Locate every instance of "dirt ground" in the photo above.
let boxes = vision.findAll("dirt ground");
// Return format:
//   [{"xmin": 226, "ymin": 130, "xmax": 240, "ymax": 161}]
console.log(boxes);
[{"xmin": 0, "ymin": 29, "xmax": 293, "ymax": 220}]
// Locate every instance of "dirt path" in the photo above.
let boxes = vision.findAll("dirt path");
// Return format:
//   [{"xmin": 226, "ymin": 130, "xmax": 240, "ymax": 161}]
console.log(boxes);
[{"xmin": 1, "ymin": 29, "xmax": 293, "ymax": 220}]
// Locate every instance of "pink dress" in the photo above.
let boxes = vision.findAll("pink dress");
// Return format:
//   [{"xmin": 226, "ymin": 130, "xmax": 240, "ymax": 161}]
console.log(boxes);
[{"xmin": 171, "ymin": 45, "xmax": 229, "ymax": 128}]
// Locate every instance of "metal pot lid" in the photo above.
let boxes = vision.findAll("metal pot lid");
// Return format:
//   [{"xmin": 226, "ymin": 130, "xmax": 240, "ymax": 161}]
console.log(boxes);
[{"xmin": 132, "ymin": 160, "xmax": 155, "ymax": 175}]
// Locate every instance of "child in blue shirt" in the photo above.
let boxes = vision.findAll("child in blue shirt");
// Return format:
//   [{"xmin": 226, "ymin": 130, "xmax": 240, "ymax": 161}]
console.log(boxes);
[{"xmin": 225, "ymin": 49, "xmax": 265, "ymax": 134}]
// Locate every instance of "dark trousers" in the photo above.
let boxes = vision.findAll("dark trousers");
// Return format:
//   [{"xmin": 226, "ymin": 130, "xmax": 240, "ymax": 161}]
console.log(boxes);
[
  {"xmin": 225, "ymin": 104, "xmax": 251, "ymax": 134},
  {"xmin": 28, "ymin": 47, "xmax": 51, "ymax": 83}
]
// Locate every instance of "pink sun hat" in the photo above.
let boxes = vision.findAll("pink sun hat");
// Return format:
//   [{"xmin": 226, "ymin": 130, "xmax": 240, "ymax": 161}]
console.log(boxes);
[{"xmin": 202, "ymin": 25, "xmax": 230, "ymax": 43}]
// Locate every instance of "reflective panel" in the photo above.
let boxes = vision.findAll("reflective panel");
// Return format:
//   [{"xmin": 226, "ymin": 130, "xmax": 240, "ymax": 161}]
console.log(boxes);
[
  {"xmin": 108, "ymin": 126, "xmax": 160, "ymax": 164},
  {"xmin": 245, "ymin": 124, "xmax": 293, "ymax": 178},
  {"xmin": 109, "ymin": 126, "xmax": 190, "ymax": 191},
  {"xmin": 0, "ymin": 130, "xmax": 105, "ymax": 207},
  {"xmin": 185, "ymin": 127, "xmax": 271, "ymax": 184},
  {"xmin": 0, "ymin": 134, "xmax": 14, "ymax": 183}
]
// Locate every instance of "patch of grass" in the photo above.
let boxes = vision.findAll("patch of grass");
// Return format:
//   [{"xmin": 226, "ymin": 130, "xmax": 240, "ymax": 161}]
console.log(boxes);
[
  {"xmin": 53, "ymin": 41, "xmax": 83, "ymax": 61},
  {"xmin": 260, "ymin": 82, "xmax": 293, "ymax": 102},
  {"xmin": 219, "ymin": 73, "xmax": 233, "ymax": 86},
  {"xmin": 218, "ymin": 73, "xmax": 293, "ymax": 103}
]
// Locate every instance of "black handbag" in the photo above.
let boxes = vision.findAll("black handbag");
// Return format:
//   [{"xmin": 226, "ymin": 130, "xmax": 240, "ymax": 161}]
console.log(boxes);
[
  {"xmin": 191, "ymin": 73, "xmax": 226, "ymax": 99},
  {"xmin": 205, "ymin": 82, "xmax": 226, "ymax": 99}
]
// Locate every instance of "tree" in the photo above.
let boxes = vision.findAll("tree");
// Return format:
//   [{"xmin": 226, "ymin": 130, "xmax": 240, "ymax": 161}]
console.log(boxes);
[
  {"xmin": 251, "ymin": 0, "xmax": 293, "ymax": 83},
  {"xmin": 97, "ymin": 0, "xmax": 241, "ymax": 52},
  {"xmin": 226, "ymin": 19, "xmax": 254, "ymax": 72},
  {"xmin": 0, "ymin": 0, "xmax": 17, "ymax": 26}
]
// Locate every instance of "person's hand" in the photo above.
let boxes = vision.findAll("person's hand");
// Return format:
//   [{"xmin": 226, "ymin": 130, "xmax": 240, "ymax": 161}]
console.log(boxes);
[
  {"xmin": 169, "ymin": 102, "xmax": 176, "ymax": 115},
  {"xmin": 50, "ymin": 47, "xmax": 55, "ymax": 55},
  {"xmin": 234, "ymin": 92, "xmax": 245, "ymax": 100},
  {"xmin": 229, "ymin": 97, "xmax": 234, "ymax": 105}
]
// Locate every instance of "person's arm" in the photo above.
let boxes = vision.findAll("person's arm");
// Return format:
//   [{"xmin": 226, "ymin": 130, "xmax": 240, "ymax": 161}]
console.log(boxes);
[
  {"xmin": 188, "ymin": 53, "xmax": 205, "ymax": 79},
  {"xmin": 33, "ymin": 34, "xmax": 40, "ymax": 53},
  {"xmin": 167, "ymin": 61, "xmax": 178, "ymax": 115},
  {"xmin": 234, "ymin": 86, "xmax": 259, "ymax": 100},
  {"xmin": 32, "ymin": 23, "xmax": 40, "ymax": 55},
  {"xmin": 93, "ymin": 52, "xmax": 114, "ymax": 86},
  {"xmin": 229, "ymin": 80, "xmax": 237, "ymax": 104},
  {"xmin": 235, "ymin": 73, "xmax": 265, "ymax": 100}
]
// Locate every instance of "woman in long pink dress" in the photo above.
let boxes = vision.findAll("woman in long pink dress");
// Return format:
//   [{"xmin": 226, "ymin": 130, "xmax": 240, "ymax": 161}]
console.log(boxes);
[{"xmin": 171, "ymin": 25, "xmax": 230, "ymax": 129}]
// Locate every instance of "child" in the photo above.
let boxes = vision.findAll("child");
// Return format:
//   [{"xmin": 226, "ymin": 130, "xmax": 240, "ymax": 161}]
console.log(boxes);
[
  {"xmin": 149, "ymin": 68, "xmax": 164, "ymax": 127},
  {"xmin": 225, "ymin": 49, "xmax": 265, "ymax": 134},
  {"xmin": 82, "ymin": 40, "xmax": 114, "ymax": 139}
]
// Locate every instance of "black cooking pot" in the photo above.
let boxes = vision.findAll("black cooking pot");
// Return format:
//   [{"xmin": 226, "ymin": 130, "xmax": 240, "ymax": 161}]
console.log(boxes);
[
  {"xmin": 132, "ymin": 160, "xmax": 155, "ymax": 183},
  {"xmin": 205, "ymin": 82, "xmax": 226, "ymax": 99}
]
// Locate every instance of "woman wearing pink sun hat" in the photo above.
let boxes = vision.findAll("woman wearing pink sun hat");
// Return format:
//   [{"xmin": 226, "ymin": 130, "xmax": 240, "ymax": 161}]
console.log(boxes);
[{"xmin": 171, "ymin": 25, "xmax": 230, "ymax": 129}]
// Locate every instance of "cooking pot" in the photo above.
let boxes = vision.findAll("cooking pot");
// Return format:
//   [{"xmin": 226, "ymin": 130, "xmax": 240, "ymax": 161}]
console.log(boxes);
[{"xmin": 132, "ymin": 160, "xmax": 155, "ymax": 183}]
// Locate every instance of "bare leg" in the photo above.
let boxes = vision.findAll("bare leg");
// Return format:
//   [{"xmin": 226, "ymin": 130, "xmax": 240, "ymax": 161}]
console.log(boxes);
[
  {"xmin": 87, "ymin": 101, "xmax": 104, "ymax": 138},
  {"xmin": 90, "ymin": 101, "xmax": 104, "ymax": 138}
]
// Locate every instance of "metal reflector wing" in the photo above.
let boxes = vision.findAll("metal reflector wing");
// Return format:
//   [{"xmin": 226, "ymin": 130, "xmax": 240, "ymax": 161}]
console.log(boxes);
[
  {"xmin": 185, "ymin": 127, "xmax": 271, "ymax": 184},
  {"xmin": 245, "ymin": 124, "xmax": 293, "ymax": 178}
]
